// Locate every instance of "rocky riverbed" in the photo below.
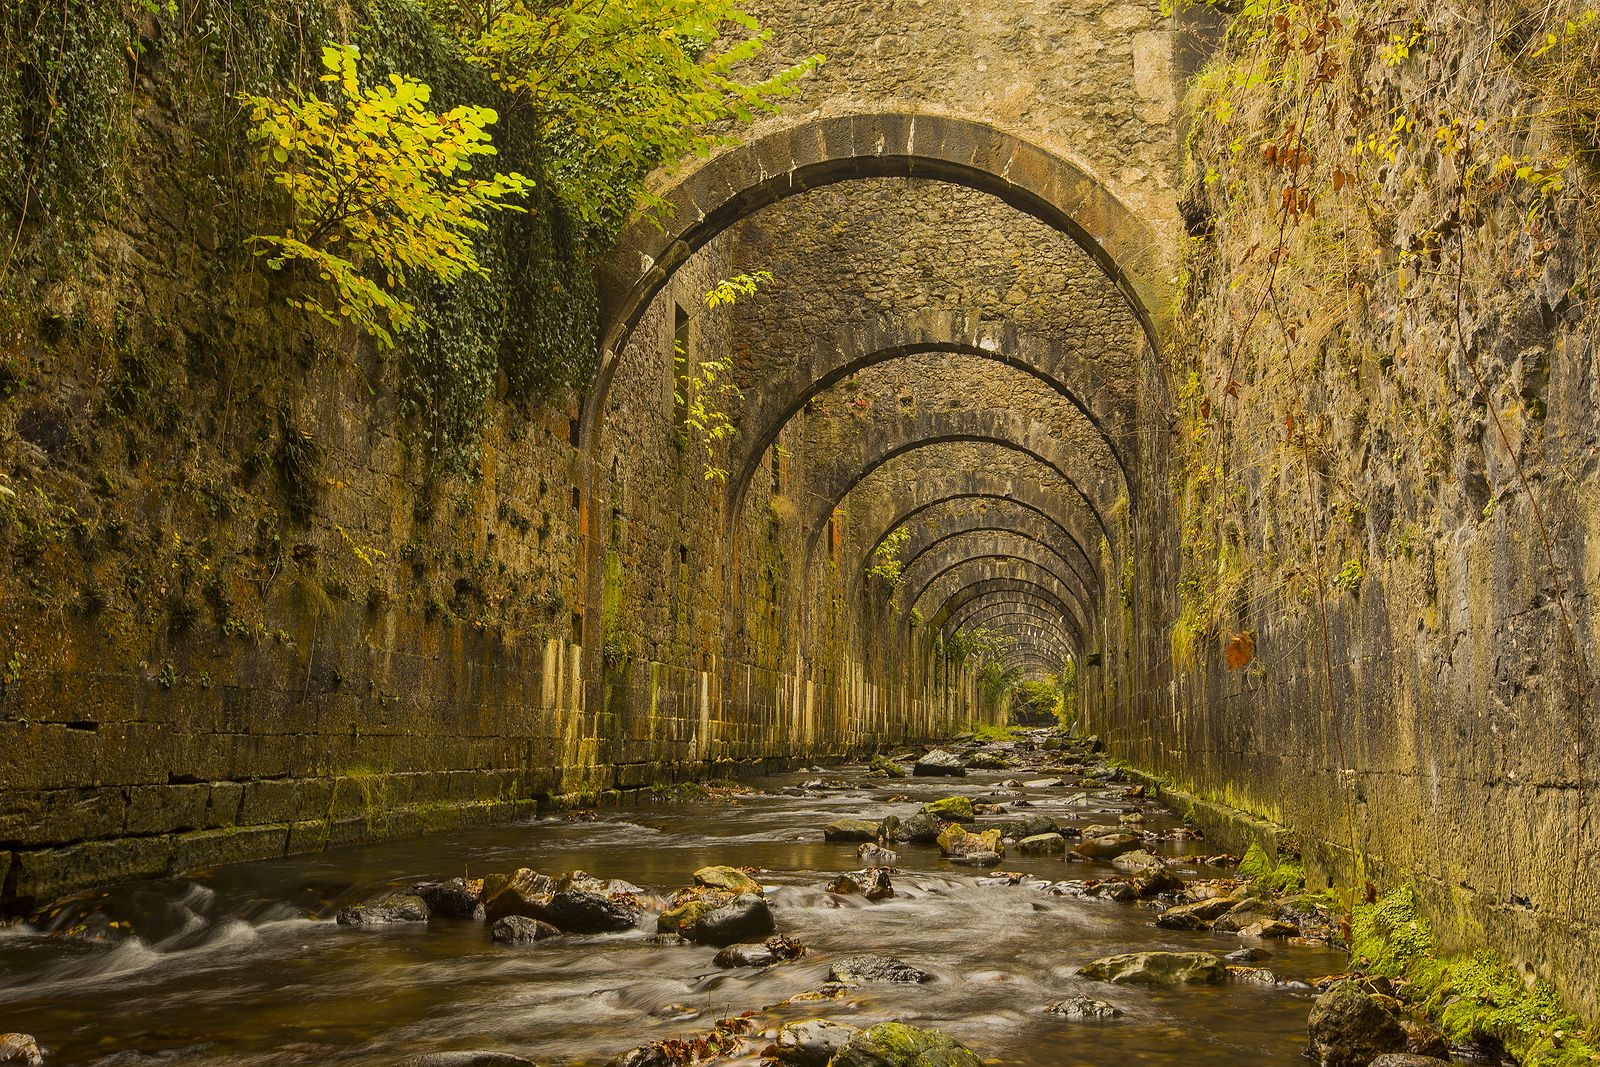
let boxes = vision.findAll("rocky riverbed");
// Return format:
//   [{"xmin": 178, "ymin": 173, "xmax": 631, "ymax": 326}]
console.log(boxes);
[{"xmin": 0, "ymin": 730, "xmax": 1462, "ymax": 1066}]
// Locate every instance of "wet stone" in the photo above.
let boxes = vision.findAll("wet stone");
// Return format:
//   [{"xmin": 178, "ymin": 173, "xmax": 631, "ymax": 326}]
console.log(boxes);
[
  {"xmin": 1046, "ymin": 994, "xmax": 1123, "ymax": 1019},
  {"xmin": 399, "ymin": 1053, "xmax": 540, "ymax": 1067},
  {"xmin": 543, "ymin": 890, "xmax": 641, "ymax": 934},
  {"xmin": 827, "ymin": 953, "xmax": 932, "ymax": 984},
  {"xmin": 857, "ymin": 842, "xmax": 898, "ymax": 866},
  {"xmin": 1078, "ymin": 951, "xmax": 1226, "ymax": 985},
  {"xmin": 773, "ymin": 1020, "xmax": 862, "ymax": 1066},
  {"xmin": 913, "ymin": 750, "xmax": 966, "ymax": 777},
  {"xmin": 823, "ymin": 818, "xmax": 881, "ymax": 842},
  {"xmin": 411, "ymin": 877, "xmax": 484, "ymax": 919},
  {"xmin": 490, "ymin": 915, "xmax": 559, "ymax": 944},
  {"xmin": 831, "ymin": 1022, "xmax": 981, "ymax": 1067},
  {"xmin": 712, "ymin": 935, "xmax": 805, "ymax": 968},
  {"xmin": 686, "ymin": 892, "xmax": 774, "ymax": 946},
  {"xmin": 336, "ymin": 893, "xmax": 430, "ymax": 925},
  {"xmin": 0, "ymin": 1034, "xmax": 42, "ymax": 1067}
]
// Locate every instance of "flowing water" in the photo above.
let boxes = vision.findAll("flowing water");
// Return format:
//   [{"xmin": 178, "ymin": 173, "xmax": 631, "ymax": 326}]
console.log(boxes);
[{"xmin": 0, "ymin": 749, "xmax": 1347, "ymax": 1066}]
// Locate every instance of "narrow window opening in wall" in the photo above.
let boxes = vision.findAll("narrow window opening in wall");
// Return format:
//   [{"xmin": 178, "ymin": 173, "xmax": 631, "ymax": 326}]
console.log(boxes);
[
  {"xmin": 571, "ymin": 485, "xmax": 581, "ymax": 511},
  {"xmin": 672, "ymin": 303, "xmax": 691, "ymax": 429},
  {"xmin": 568, "ymin": 417, "xmax": 581, "ymax": 447},
  {"xmin": 570, "ymin": 611, "xmax": 583, "ymax": 645}
]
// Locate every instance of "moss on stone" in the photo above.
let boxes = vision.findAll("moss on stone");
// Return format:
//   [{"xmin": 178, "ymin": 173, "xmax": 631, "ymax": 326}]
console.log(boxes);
[{"xmin": 1352, "ymin": 886, "xmax": 1599, "ymax": 1065}]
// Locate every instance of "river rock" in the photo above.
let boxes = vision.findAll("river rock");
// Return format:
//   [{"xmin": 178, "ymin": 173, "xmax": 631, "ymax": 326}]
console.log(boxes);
[
  {"xmin": 830, "ymin": 1022, "xmax": 981, "ymax": 1067},
  {"xmin": 1239, "ymin": 918, "xmax": 1299, "ymax": 939},
  {"xmin": 685, "ymin": 892, "xmax": 774, "ymax": 945},
  {"xmin": 713, "ymin": 935, "xmax": 805, "ymax": 968},
  {"xmin": 482, "ymin": 868, "xmax": 557, "ymax": 922},
  {"xmin": 828, "ymin": 954, "xmax": 932, "ymax": 984},
  {"xmin": 857, "ymin": 842, "xmax": 898, "ymax": 866},
  {"xmin": 827, "ymin": 868, "xmax": 894, "ymax": 900},
  {"xmin": 868, "ymin": 754, "xmax": 907, "ymax": 778},
  {"xmin": 1369, "ymin": 1057, "xmax": 1452, "ymax": 1067},
  {"xmin": 937, "ymin": 824, "xmax": 1003, "ymax": 857},
  {"xmin": 913, "ymin": 750, "xmax": 966, "ymax": 777},
  {"xmin": 543, "ymin": 889, "xmax": 641, "ymax": 933},
  {"xmin": 693, "ymin": 865, "xmax": 762, "ymax": 895},
  {"xmin": 967, "ymin": 751, "xmax": 1009, "ymax": 769},
  {"xmin": 399, "ymin": 1053, "xmax": 540, "ymax": 1066},
  {"xmin": 1000, "ymin": 813, "xmax": 1059, "ymax": 839},
  {"xmin": 410, "ymin": 877, "xmax": 484, "ymax": 919},
  {"xmin": 1212, "ymin": 897, "xmax": 1280, "ymax": 933},
  {"xmin": 824, "ymin": 818, "xmax": 882, "ymax": 842},
  {"xmin": 0, "ymin": 1035, "xmax": 41, "ymax": 1067},
  {"xmin": 490, "ymin": 915, "xmax": 559, "ymax": 944},
  {"xmin": 1046, "ymin": 994, "xmax": 1123, "ymax": 1019},
  {"xmin": 950, "ymin": 850, "xmax": 1002, "ymax": 867},
  {"xmin": 773, "ymin": 1019, "xmax": 862, "ymax": 1066},
  {"xmin": 1156, "ymin": 897, "xmax": 1236, "ymax": 930},
  {"xmin": 1306, "ymin": 983, "xmax": 1410, "ymax": 1066},
  {"xmin": 1017, "ymin": 832, "xmax": 1066, "ymax": 854},
  {"xmin": 1078, "ymin": 951, "xmax": 1226, "ymax": 985},
  {"xmin": 1110, "ymin": 849, "xmax": 1165, "ymax": 872},
  {"xmin": 921, "ymin": 796, "xmax": 975, "ymax": 821},
  {"xmin": 888, "ymin": 812, "xmax": 941, "ymax": 843},
  {"xmin": 336, "ymin": 893, "xmax": 430, "ymax": 925},
  {"xmin": 1073, "ymin": 834, "xmax": 1143, "ymax": 860},
  {"xmin": 1023, "ymin": 777, "xmax": 1066, "ymax": 788}
]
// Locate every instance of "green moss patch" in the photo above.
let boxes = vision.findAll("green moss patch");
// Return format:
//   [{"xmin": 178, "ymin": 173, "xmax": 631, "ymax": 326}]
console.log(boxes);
[{"xmin": 1352, "ymin": 886, "xmax": 1599, "ymax": 1065}]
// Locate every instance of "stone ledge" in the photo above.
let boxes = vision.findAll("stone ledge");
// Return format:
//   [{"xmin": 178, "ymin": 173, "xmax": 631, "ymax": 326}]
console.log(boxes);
[{"xmin": 1121, "ymin": 767, "xmax": 1292, "ymax": 860}]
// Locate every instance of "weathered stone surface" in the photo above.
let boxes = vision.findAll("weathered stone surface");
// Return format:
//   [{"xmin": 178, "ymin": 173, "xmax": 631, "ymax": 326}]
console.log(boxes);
[
  {"xmin": 1078, "ymin": 951, "xmax": 1226, "ymax": 985},
  {"xmin": 337, "ymin": 893, "xmax": 431, "ymax": 925},
  {"xmin": 490, "ymin": 915, "xmax": 559, "ymax": 944},
  {"xmin": 482, "ymin": 869, "xmax": 556, "ymax": 922},
  {"xmin": 913, "ymin": 750, "xmax": 966, "ymax": 777},
  {"xmin": 692, "ymin": 865, "xmax": 762, "ymax": 895},
  {"xmin": 1016, "ymin": 832, "xmax": 1065, "ymax": 854},
  {"xmin": 830, "ymin": 1022, "xmax": 981, "ymax": 1067},
  {"xmin": 543, "ymin": 890, "xmax": 641, "ymax": 933},
  {"xmin": 773, "ymin": 1019, "xmax": 861, "ymax": 1066},
  {"xmin": 412, "ymin": 878, "xmax": 484, "ymax": 919},
  {"xmin": 1156, "ymin": 897, "xmax": 1235, "ymax": 930},
  {"xmin": 683, "ymin": 893, "xmax": 774, "ymax": 946},
  {"xmin": 0, "ymin": 1034, "xmax": 43, "ymax": 1067},
  {"xmin": 1046, "ymin": 994, "xmax": 1123, "ymax": 1019},
  {"xmin": 828, "ymin": 954, "xmax": 931, "ymax": 984},
  {"xmin": 823, "ymin": 818, "xmax": 881, "ymax": 842},
  {"xmin": 920, "ymin": 796, "xmax": 974, "ymax": 821},
  {"xmin": 1305, "ymin": 983, "xmax": 1409, "ymax": 1067},
  {"xmin": 1072, "ymin": 834, "xmax": 1142, "ymax": 860}
]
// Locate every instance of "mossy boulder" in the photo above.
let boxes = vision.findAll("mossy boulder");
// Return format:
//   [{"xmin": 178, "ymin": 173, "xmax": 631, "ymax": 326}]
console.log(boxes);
[
  {"xmin": 920, "ymin": 796, "xmax": 974, "ymax": 821},
  {"xmin": 693, "ymin": 865, "xmax": 762, "ymax": 895},
  {"xmin": 869, "ymin": 754, "xmax": 907, "ymax": 778},
  {"xmin": 936, "ymin": 824, "xmax": 1002, "ymax": 857},
  {"xmin": 830, "ymin": 1022, "xmax": 982, "ymax": 1067},
  {"xmin": 1016, "ymin": 832, "xmax": 1065, "ymax": 854}
]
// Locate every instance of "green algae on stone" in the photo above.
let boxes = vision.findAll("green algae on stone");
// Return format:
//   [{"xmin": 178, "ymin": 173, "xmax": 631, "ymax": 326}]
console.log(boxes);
[{"xmin": 830, "ymin": 1021, "xmax": 983, "ymax": 1067}]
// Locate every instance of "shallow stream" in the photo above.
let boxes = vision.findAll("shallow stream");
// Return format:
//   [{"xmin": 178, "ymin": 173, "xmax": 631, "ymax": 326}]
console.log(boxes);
[{"xmin": 0, "ymin": 746, "xmax": 1347, "ymax": 1066}]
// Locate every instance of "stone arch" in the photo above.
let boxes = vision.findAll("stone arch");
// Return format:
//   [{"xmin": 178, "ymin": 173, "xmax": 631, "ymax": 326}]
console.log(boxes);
[
  {"xmin": 724, "ymin": 312, "xmax": 1137, "ymax": 521},
  {"xmin": 858, "ymin": 489, "xmax": 1102, "ymax": 590},
  {"xmin": 909, "ymin": 553, "xmax": 1083, "ymax": 625},
  {"xmin": 951, "ymin": 595, "xmax": 1073, "ymax": 636},
  {"xmin": 959, "ymin": 608, "xmax": 1075, "ymax": 651},
  {"xmin": 895, "ymin": 529, "xmax": 1090, "ymax": 637},
  {"xmin": 584, "ymin": 111, "xmax": 1171, "ymax": 449},
  {"xmin": 888, "ymin": 509, "xmax": 1095, "ymax": 606},
  {"xmin": 929, "ymin": 574, "xmax": 1087, "ymax": 633},
  {"xmin": 801, "ymin": 418, "xmax": 1120, "ymax": 570}
]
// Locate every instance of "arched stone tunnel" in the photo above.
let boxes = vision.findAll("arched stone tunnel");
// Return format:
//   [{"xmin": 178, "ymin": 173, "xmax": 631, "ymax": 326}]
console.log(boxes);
[{"xmin": 6, "ymin": 0, "xmax": 1599, "ymax": 1033}]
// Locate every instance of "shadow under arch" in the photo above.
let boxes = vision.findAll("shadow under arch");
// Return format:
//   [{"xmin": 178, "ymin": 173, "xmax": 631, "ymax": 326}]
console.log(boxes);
[{"xmin": 585, "ymin": 110, "xmax": 1173, "ymax": 455}]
